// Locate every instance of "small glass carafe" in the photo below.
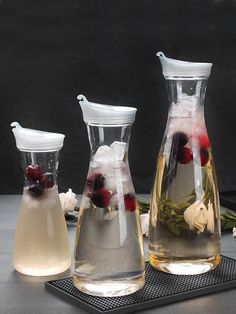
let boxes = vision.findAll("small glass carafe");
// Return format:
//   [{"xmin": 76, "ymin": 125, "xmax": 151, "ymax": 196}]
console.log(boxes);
[
  {"xmin": 73, "ymin": 95, "xmax": 145, "ymax": 297},
  {"xmin": 11, "ymin": 122, "xmax": 71, "ymax": 276},
  {"xmin": 149, "ymin": 53, "xmax": 221, "ymax": 275}
]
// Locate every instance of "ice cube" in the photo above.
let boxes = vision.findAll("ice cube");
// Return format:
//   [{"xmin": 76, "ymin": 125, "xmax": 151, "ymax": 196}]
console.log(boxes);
[
  {"xmin": 167, "ymin": 116, "xmax": 192, "ymax": 138},
  {"xmin": 122, "ymin": 180, "xmax": 133, "ymax": 195},
  {"xmin": 170, "ymin": 94, "xmax": 199, "ymax": 118},
  {"xmin": 119, "ymin": 161, "xmax": 128, "ymax": 174},
  {"xmin": 90, "ymin": 160, "xmax": 99, "ymax": 169},
  {"xmin": 94, "ymin": 145, "xmax": 113, "ymax": 163},
  {"xmin": 105, "ymin": 174, "xmax": 117, "ymax": 190},
  {"xmin": 110, "ymin": 141, "xmax": 127, "ymax": 161}
]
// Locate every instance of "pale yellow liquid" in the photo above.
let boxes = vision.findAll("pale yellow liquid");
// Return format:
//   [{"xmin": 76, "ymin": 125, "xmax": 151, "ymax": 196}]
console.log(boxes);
[
  {"xmin": 13, "ymin": 187, "xmax": 71, "ymax": 276},
  {"xmin": 149, "ymin": 114, "xmax": 221, "ymax": 275}
]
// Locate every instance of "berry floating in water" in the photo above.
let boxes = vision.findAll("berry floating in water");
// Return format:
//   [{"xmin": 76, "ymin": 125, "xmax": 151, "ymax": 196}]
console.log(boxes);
[
  {"xmin": 86, "ymin": 173, "xmax": 105, "ymax": 191},
  {"xmin": 25, "ymin": 165, "xmax": 42, "ymax": 181},
  {"xmin": 173, "ymin": 132, "xmax": 188, "ymax": 148},
  {"xmin": 124, "ymin": 193, "xmax": 136, "ymax": 212},
  {"xmin": 200, "ymin": 149, "xmax": 209, "ymax": 167},
  {"xmin": 28, "ymin": 182, "xmax": 44, "ymax": 197},
  {"xmin": 177, "ymin": 147, "xmax": 192, "ymax": 164},
  {"xmin": 198, "ymin": 134, "xmax": 210, "ymax": 150},
  {"xmin": 40, "ymin": 172, "xmax": 54, "ymax": 188},
  {"xmin": 91, "ymin": 188, "xmax": 111, "ymax": 208}
]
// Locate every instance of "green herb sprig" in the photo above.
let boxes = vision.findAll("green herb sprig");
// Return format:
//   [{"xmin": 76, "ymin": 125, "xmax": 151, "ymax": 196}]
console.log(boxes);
[
  {"xmin": 220, "ymin": 210, "xmax": 236, "ymax": 230},
  {"xmin": 137, "ymin": 197, "xmax": 236, "ymax": 232}
]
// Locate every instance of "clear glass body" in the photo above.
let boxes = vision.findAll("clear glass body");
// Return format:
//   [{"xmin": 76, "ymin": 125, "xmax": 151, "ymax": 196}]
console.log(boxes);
[
  {"xmin": 13, "ymin": 150, "xmax": 71, "ymax": 276},
  {"xmin": 149, "ymin": 78, "xmax": 221, "ymax": 275},
  {"xmin": 73, "ymin": 123, "xmax": 145, "ymax": 297}
]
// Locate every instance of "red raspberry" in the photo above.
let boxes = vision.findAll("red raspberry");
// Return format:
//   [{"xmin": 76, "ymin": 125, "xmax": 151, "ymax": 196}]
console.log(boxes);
[
  {"xmin": 173, "ymin": 132, "xmax": 188, "ymax": 148},
  {"xmin": 198, "ymin": 134, "xmax": 210, "ymax": 149},
  {"xmin": 200, "ymin": 149, "xmax": 209, "ymax": 167},
  {"xmin": 40, "ymin": 172, "xmax": 54, "ymax": 188},
  {"xmin": 28, "ymin": 182, "xmax": 44, "ymax": 197},
  {"xmin": 86, "ymin": 173, "xmax": 105, "ymax": 191},
  {"xmin": 25, "ymin": 165, "xmax": 42, "ymax": 181},
  {"xmin": 91, "ymin": 188, "xmax": 111, "ymax": 208},
  {"xmin": 124, "ymin": 193, "xmax": 137, "ymax": 212},
  {"xmin": 177, "ymin": 147, "xmax": 192, "ymax": 164}
]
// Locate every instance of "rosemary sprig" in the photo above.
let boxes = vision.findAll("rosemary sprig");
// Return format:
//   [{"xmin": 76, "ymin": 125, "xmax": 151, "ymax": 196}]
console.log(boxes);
[
  {"xmin": 136, "ymin": 196, "xmax": 150, "ymax": 214},
  {"xmin": 137, "ymin": 197, "xmax": 236, "ymax": 231},
  {"xmin": 220, "ymin": 210, "xmax": 236, "ymax": 230}
]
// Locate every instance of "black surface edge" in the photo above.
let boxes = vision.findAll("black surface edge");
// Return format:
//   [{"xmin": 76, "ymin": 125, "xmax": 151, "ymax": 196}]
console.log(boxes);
[
  {"xmin": 45, "ymin": 282, "xmax": 103, "ymax": 314},
  {"xmin": 220, "ymin": 191, "xmax": 236, "ymax": 212},
  {"xmin": 45, "ymin": 256, "xmax": 236, "ymax": 314},
  {"xmin": 220, "ymin": 196, "xmax": 236, "ymax": 211}
]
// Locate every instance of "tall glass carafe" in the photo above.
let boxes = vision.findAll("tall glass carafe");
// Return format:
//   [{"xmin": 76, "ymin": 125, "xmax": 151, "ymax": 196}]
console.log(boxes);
[
  {"xmin": 73, "ymin": 95, "xmax": 145, "ymax": 297},
  {"xmin": 149, "ymin": 53, "xmax": 221, "ymax": 275},
  {"xmin": 11, "ymin": 122, "xmax": 71, "ymax": 276}
]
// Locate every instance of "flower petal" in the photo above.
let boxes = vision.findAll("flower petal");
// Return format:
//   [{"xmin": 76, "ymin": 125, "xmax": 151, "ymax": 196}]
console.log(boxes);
[
  {"xmin": 140, "ymin": 213, "xmax": 150, "ymax": 236},
  {"xmin": 184, "ymin": 200, "xmax": 207, "ymax": 232},
  {"xmin": 59, "ymin": 189, "xmax": 78, "ymax": 214},
  {"xmin": 233, "ymin": 227, "xmax": 236, "ymax": 238}
]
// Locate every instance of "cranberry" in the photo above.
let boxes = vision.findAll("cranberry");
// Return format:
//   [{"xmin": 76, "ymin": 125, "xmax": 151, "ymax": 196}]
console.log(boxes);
[
  {"xmin": 198, "ymin": 134, "xmax": 210, "ymax": 150},
  {"xmin": 86, "ymin": 173, "xmax": 105, "ymax": 191},
  {"xmin": 124, "ymin": 193, "xmax": 136, "ymax": 212},
  {"xmin": 173, "ymin": 132, "xmax": 188, "ymax": 148},
  {"xmin": 91, "ymin": 188, "xmax": 111, "ymax": 207},
  {"xmin": 177, "ymin": 147, "xmax": 192, "ymax": 164},
  {"xmin": 200, "ymin": 149, "xmax": 209, "ymax": 167},
  {"xmin": 25, "ymin": 165, "xmax": 42, "ymax": 181},
  {"xmin": 28, "ymin": 182, "xmax": 44, "ymax": 197},
  {"xmin": 40, "ymin": 172, "xmax": 54, "ymax": 188}
]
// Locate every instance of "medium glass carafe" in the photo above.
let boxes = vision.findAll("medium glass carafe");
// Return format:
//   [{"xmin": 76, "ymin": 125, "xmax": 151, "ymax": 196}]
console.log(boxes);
[
  {"xmin": 149, "ymin": 53, "xmax": 221, "ymax": 275},
  {"xmin": 11, "ymin": 122, "xmax": 71, "ymax": 276},
  {"xmin": 73, "ymin": 95, "xmax": 145, "ymax": 297}
]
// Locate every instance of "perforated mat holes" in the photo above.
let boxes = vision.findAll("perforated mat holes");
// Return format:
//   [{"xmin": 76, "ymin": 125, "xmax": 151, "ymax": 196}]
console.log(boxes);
[{"xmin": 45, "ymin": 256, "xmax": 236, "ymax": 314}]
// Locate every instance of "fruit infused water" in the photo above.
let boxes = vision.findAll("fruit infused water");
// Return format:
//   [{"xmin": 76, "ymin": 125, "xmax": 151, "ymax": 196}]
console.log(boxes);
[
  {"xmin": 73, "ymin": 95, "xmax": 145, "ymax": 297},
  {"xmin": 11, "ymin": 122, "xmax": 71, "ymax": 276},
  {"xmin": 149, "ymin": 53, "xmax": 221, "ymax": 275}
]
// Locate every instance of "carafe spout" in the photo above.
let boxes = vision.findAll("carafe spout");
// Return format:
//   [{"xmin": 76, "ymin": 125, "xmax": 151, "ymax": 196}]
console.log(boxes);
[{"xmin": 156, "ymin": 51, "xmax": 212, "ymax": 78}]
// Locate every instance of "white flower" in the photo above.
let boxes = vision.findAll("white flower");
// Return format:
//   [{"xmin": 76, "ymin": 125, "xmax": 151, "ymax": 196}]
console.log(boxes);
[
  {"xmin": 233, "ymin": 227, "xmax": 236, "ymax": 238},
  {"xmin": 59, "ymin": 188, "xmax": 78, "ymax": 214},
  {"xmin": 140, "ymin": 212, "xmax": 150, "ymax": 236},
  {"xmin": 184, "ymin": 200, "xmax": 208, "ymax": 232}
]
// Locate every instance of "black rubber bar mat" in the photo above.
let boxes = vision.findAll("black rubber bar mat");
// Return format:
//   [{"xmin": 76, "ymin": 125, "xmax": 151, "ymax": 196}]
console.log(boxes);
[{"xmin": 45, "ymin": 256, "xmax": 236, "ymax": 314}]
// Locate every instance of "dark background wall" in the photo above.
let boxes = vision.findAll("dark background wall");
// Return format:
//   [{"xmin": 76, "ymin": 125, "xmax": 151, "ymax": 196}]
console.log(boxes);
[{"xmin": 0, "ymin": 0, "xmax": 235, "ymax": 194}]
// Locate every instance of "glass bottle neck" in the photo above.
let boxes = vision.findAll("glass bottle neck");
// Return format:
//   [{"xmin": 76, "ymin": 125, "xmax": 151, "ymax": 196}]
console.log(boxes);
[
  {"xmin": 166, "ymin": 78, "xmax": 208, "ymax": 117},
  {"xmin": 86, "ymin": 124, "xmax": 132, "ymax": 157},
  {"xmin": 21, "ymin": 151, "xmax": 60, "ymax": 185}
]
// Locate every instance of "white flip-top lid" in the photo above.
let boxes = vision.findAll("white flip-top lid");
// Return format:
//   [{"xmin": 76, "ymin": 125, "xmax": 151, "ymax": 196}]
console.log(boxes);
[
  {"xmin": 157, "ymin": 52, "xmax": 212, "ymax": 78},
  {"xmin": 11, "ymin": 122, "xmax": 65, "ymax": 152},
  {"xmin": 77, "ymin": 95, "xmax": 137, "ymax": 124}
]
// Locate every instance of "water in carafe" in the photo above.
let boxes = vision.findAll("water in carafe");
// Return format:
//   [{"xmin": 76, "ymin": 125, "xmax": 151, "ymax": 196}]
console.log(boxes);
[{"xmin": 149, "ymin": 53, "xmax": 221, "ymax": 275}]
